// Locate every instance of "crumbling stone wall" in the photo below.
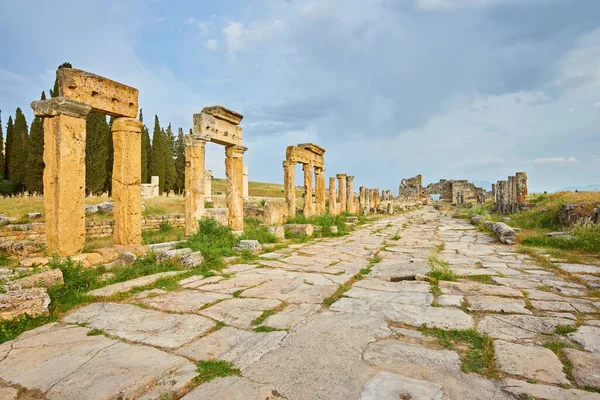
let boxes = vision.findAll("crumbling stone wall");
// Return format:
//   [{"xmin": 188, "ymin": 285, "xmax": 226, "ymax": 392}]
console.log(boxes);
[
  {"xmin": 399, "ymin": 175, "xmax": 422, "ymax": 201},
  {"xmin": 493, "ymin": 172, "xmax": 528, "ymax": 214},
  {"xmin": 424, "ymin": 179, "xmax": 486, "ymax": 204}
]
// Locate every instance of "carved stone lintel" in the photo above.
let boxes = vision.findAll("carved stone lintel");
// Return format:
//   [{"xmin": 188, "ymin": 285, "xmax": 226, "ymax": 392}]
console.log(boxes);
[
  {"xmin": 185, "ymin": 134, "xmax": 208, "ymax": 147},
  {"xmin": 225, "ymin": 145, "xmax": 247, "ymax": 158},
  {"xmin": 202, "ymin": 105, "xmax": 244, "ymax": 125},
  {"xmin": 31, "ymin": 97, "xmax": 92, "ymax": 119}
]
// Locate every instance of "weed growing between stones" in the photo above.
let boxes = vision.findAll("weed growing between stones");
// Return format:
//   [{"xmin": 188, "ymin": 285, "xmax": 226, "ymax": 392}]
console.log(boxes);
[
  {"xmin": 427, "ymin": 253, "xmax": 457, "ymax": 283},
  {"xmin": 142, "ymin": 222, "xmax": 185, "ymax": 245},
  {"xmin": 419, "ymin": 327, "xmax": 499, "ymax": 377},
  {"xmin": 463, "ymin": 275, "xmax": 495, "ymax": 284},
  {"xmin": 555, "ymin": 325, "xmax": 578, "ymax": 335},
  {"xmin": 541, "ymin": 341, "xmax": 576, "ymax": 383},
  {"xmin": 286, "ymin": 212, "xmax": 357, "ymax": 237},
  {"xmin": 322, "ymin": 254, "xmax": 382, "ymax": 306},
  {"xmin": 193, "ymin": 360, "xmax": 241, "ymax": 385},
  {"xmin": 240, "ymin": 217, "xmax": 277, "ymax": 243}
]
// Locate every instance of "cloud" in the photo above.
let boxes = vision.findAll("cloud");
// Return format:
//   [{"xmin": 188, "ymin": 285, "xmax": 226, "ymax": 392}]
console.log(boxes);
[
  {"xmin": 155, "ymin": 16, "xmax": 165, "ymax": 22},
  {"xmin": 184, "ymin": 18, "xmax": 196, "ymax": 24},
  {"xmin": 413, "ymin": 0, "xmax": 512, "ymax": 12},
  {"xmin": 222, "ymin": 19, "xmax": 283, "ymax": 55},
  {"xmin": 197, "ymin": 19, "xmax": 213, "ymax": 36},
  {"xmin": 205, "ymin": 39, "xmax": 218, "ymax": 51},
  {"xmin": 533, "ymin": 157, "xmax": 580, "ymax": 165}
]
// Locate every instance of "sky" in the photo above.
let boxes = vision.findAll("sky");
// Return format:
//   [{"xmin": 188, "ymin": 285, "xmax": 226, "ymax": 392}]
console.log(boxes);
[{"xmin": 0, "ymin": 0, "xmax": 599, "ymax": 193}]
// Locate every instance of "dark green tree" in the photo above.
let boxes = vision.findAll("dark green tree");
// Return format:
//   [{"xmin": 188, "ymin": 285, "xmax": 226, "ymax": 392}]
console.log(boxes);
[
  {"xmin": 174, "ymin": 128, "xmax": 186, "ymax": 194},
  {"xmin": 149, "ymin": 115, "xmax": 166, "ymax": 193},
  {"xmin": 25, "ymin": 92, "xmax": 47, "ymax": 193},
  {"xmin": 139, "ymin": 109, "xmax": 151, "ymax": 183},
  {"xmin": 85, "ymin": 111, "xmax": 110, "ymax": 194},
  {"xmin": 0, "ymin": 111, "xmax": 4, "ymax": 179},
  {"xmin": 9, "ymin": 108, "xmax": 29, "ymax": 191},
  {"xmin": 4, "ymin": 116, "xmax": 13, "ymax": 179},
  {"xmin": 163, "ymin": 123, "xmax": 176, "ymax": 194},
  {"xmin": 104, "ymin": 116, "xmax": 114, "ymax": 194},
  {"xmin": 50, "ymin": 62, "xmax": 72, "ymax": 98}
]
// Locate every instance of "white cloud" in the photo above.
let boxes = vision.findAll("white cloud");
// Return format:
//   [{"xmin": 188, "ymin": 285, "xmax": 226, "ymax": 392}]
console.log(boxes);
[
  {"xmin": 222, "ymin": 19, "xmax": 283, "ymax": 55},
  {"xmin": 205, "ymin": 39, "xmax": 218, "ymax": 51},
  {"xmin": 156, "ymin": 16, "xmax": 165, "ymax": 22},
  {"xmin": 414, "ymin": 0, "xmax": 513, "ymax": 12},
  {"xmin": 184, "ymin": 18, "xmax": 196, "ymax": 24},
  {"xmin": 533, "ymin": 157, "xmax": 580, "ymax": 165},
  {"xmin": 197, "ymin": 19, "xmax": 213, "ymax": 36}
]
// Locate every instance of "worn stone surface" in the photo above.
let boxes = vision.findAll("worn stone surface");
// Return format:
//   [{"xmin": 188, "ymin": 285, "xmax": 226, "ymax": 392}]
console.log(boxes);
[
  {"xmin": 364, "ymin": 340, "xmax": 461, "ymax": 372},
  {"xmin": 0, "ymin": 288, "xmax": 51, "ymax": 320},
  {"xmin": 138, "ymin": 290, "xmax": 231, "ymax": 313},
  {"xmin": 479, "ymin": 314, "xmax": 575, "ymax": 341},
  {"xmin": 87, "ymin": 271, "xmax": 182, "ymax": 297},
  {"xmin": 494, "ymin": 340, "xmax": 569, "ymax": 384},
  {"xmin": 64, "ymin": 302, "xmax": 213, "ymax": 348},
  {"xmin": 564, "ymin": 349, "xmax": 600, "ymax": 388},
  {"xmin": 467, "ymin": 295, "xmax": 531, "ymax": 314},
  {"xmin": 501, "ymin": 378, "xmax": 600, "ymax": 400},
  {"xmin": 568, "ymin": 326, "xmax": 600, "ymax": 352},
  {"xmin": 199, "ymin": 298, "xmax": 282, "ymax": 328},
  {"xmin": 8, "ymin": 268, "xmax": 63, "ymax": 290},
  {"xmin": 359, "ymin": 371, "xmax": 443, "ymax": 400},
  {"xmin": 181, "ymin": 376, "xmax": 283, "ymax": 400}
]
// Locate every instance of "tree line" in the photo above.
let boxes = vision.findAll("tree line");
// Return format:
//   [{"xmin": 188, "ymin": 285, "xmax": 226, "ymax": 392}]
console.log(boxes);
[{"xmin": 0, "ymin": 63, "xmax": 186, "ymax": 196}]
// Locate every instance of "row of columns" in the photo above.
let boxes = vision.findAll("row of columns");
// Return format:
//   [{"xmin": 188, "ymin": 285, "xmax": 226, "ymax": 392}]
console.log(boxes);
[
  {"xmin": 359, "ymin": 187, "xmax": 382, "ymax": 214},
  {"xmin": 32, "ymin": 98, "xmax": 143, "ymax": 255},
  {"xmin": 283, "ymin": 161, "xmax": 326, "ymax": 218},
  {"xmin": 492, "ymin": 172, "xmax": 528, "ymax": 214}
]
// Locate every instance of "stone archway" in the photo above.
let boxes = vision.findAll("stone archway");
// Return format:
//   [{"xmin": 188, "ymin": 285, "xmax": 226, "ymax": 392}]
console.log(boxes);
[
  {"xmin": 30, "ymin": 68, "xmax": 141, "ymax": 256},
  {"xmin": 282, "ymin": 143, "xmax": 326, "ymax": 218},
  {"xmin": 185, "ymin": 106, "xmax": 247, "ymax": 235}
]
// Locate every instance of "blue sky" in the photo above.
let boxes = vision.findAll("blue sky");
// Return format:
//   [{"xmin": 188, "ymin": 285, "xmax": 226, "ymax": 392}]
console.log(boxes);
[{"xmin": 1, "ymin": 0, "xmax": 599, "ymax": 192}]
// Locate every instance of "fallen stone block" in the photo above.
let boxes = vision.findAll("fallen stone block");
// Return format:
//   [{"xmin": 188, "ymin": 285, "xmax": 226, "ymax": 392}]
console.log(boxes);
[
  {"xmin": 0, "ymin": 241, "xmax": 44, "ymax": 257},
  {"xmin": 179, "ymin": 251, "xmax": 205, "ymax": 268},
  {"xmin": 96, "ymin": 202, "xmax": 114, "ymax": 213},
  {"xmin": 284, "ymin": 224, "xmax": 314, "ymax": 237},
  {"xmin": 26, "ymin": 212, "xmax": 42, "ymax": 219},
  {"xmin": 19, "ymin": 257, "xmax": 49, "ymax": 268},
  {"xmin": 346, "ymin": 216, "xmax": 358, "ymax": 223},
  {"xmin": 266, "ymin": 226, "xmax": 285, "ymax": 240},
  {"xmin": 233, "ymin": 240, "xmax": 262, "ymax": 253},
  {"xmin": 84, "ymin": 204, "xmax": 98, "ymax": 214},
  {"xmin": 0, "ymin": 214, "xmax": 9, "ymax": 227},
  {"xmin": 156, "ymin": 248, "xmax": 193, "ymax": 263},
  {"xmin": 0, "ymin": 288, "xmax": 51, "ymax": 320},
  {"xmin": 486, "ymin": 222, "xmax": 517, "ymax": 245},
  {"xmin": 330, "ymin": 226, "xmax": 339, "ymax": 234},
  {"xmin": 8, "ymin": 269, "xmax": 63, "ymax": 290},
  {"xmin": 470, "ymin": 215, "xmax": 484, "ymax": 225}
]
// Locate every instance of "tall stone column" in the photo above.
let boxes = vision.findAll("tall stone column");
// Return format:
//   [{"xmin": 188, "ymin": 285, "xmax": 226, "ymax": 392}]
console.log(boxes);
[
  {"xmin": 367, "ymin": 189, "xmax": 373, "ymax": 212},
  {"xmin": 359, "ymin": 186, "xmax": 365, "ymax": 213},
  {"xmin": 112, "ymin": 117, "xmax": 143, "ymax": 246},
  {"xmin": 243, "ymin": 165, "xmax": 249, "ymax": 201},
  {"xmin": 346, "ymin": 176, "xmax": 355, "ymax": 213},
  {"xmin": 491, "ymin": 184, "xmax": 497, "ymax": 211},
  {"xmin": 314, "ymin": 167, "xmax": 325, "ymax": 215},
  {"xmin": 329, "ymin": 177, "xmax": 337, "ymax": 215},
  {"xmin": 303, "ymin": 164, "xmax": 313, "ymax": 218},
  {"xmin": 511, "ymin": 175, "xmax": 518, "ymax": 213},
  {"xmin": 204, "ymin": 170, "xmax": 213, "ymax": 202},
  {"xmin": 225, "ymin": 145, "xmax": 247, "ymax": 233},
  {"xmin": 337, "ymin": 174, "xmax": 347, "ymax": 213},
  {"xmin": 502, "ymin": 180, "xmax": 509, "ymax": 214},
  {"xmin": 185, "ymin": 136, "xmax": 207, "ymax": 236},
  {"xmin": 283, "ymin": 161, "xmax": 297, "ymax": 218},
  {"xmin": 31, "ymin": 98, "xmax": 91, "ymax": 256},
  {"xmin": 374, "ymin": 189, "xmax": 380, "ymax": 210},
  {"xmin": 516, "ymin": 172, "xmax": 528, "ymax": 210}
]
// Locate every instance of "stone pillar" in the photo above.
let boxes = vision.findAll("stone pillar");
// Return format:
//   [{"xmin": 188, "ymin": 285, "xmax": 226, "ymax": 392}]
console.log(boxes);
[
  {"xmin": 367, "ymin": 189, "xmax": 373, "ymax": 213},
  {"xmin": 374, "ymin": 189, "xmax": 380, "ymax": 210},
  {"xmin": 346, "ymin": 176, "xmax": 355, "ymax": 213},
  {"xmin": 151, "ymin": 176, "xmax": 160, "ymax": 197},
  {"xmin": 204, "ymin": 170, "xmax": 213, "ymax": 202},
  {"xmin": 314, "ymin": 167, "xmax": 326, "ymax": 215},
  {"xmin": 387, "ymin": 202, "xmax": 393, "ymax": 214},
  {"xmin": 359, "ymin": 187, "xmax": 365, "ymax": 213},
  {"xmin": 491, "ymin": 184, "xmax": 497, "ymax": 210},
  {"xmin": 329, "ymin": 177, "xmax": 337, "ymax": 215},
  {"xmin": 511, "ymin": 175, "xmax": 518, "ymax": 213},
  {"xmin": 185, "ymin": 136, "xmax": 207, "ymax": 236},
  {"xmin": 243, "ymin": 165, "xmax": 249, "ymax": 201},
  {"xmin": 112, "ymin": 117, "xmax": 143, "ymax": 246},
  {"xmin": 337, "ymin": 174, "xmax": 347, "ymax": 213},
  {"xmin": 516, "ymin": 172, "xmax": 528, "ymax": 210},
  {"xmin": 303, "ymin": 164, "xmax": 313, "ymax": 218},
  {"xmin": 283, "ymin": 161, "xmax": 297, "ymax": 218},
  {"xmin": 31, "ymin": 98, "xmax": 91, "ymax": 256},
  {"xmin": 502, "ymin": 180, "xmax": 509, "ymax": 214},
  {"xmin": 225, "ymin": 145, "xmax": 247, "ymax": 233}
]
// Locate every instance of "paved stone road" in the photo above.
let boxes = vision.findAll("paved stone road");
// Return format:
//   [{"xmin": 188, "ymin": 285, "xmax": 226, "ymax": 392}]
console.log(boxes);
[{"xmin": 1, "ymin": 206, "xmax": 600, "ymax": 399}]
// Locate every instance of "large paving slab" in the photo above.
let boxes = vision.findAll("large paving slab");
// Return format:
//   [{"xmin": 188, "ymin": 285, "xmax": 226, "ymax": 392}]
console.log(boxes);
[
  {"xmin": 181, "ymin": 376, "xmax": 283, "ymax": 400},
  {"xmin": 501, "ymin": 378, "xmax": 600, "ymax": 400},
  {"xmin": 137, "ymin": 289, "xmax": 231, "ymax": 313},
  {"xmin": 563, "ymin": 348, "xmax": 600, "ymax": 388},
  {"xmin": 0, "ymin": 323, "xmax": 196, "ymax": 399},
  {"xmin": 478, "ymin": 314, "xmax": 575, "ymax": 341},
  {"xmin": 198, "ymin": 298, "xmax": 282, "ymax": 328},
  {"xmin": 359, "ymin": 371, "xmax": 443, "ymax": 400},
  {"xmin": 87, "ymin": 271, "xmax": 183, "ymax": 297},
  {"xmin": 64, "ymin": 302, "xmax": 214, "ymax": 348},
  {"xmin": 568, "ymin": 326, "xmax": 600, "ymax": 352},
  {"xmin": 240, "ymin": 279, "xmax": 338, "ymax": 304},
  {"xmin": 467, "ymin": 295, "xmax": 531, "ymax": 314}
]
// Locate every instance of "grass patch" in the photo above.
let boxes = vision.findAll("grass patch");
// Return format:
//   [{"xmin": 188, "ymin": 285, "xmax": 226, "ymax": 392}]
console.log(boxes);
[
  {"xmin": 555, "ymin": 325, "xmax": 578, "ymax": 335},
  {"xmin": 464, "ymin": 275, "xmax": 495, "ymax": 284},
  {"xmin": 193, "ymin": 360, "xmax": 241, "ymax": 385},
  {"xmin": 86, "ymin": 328, "xmax": 106, "ymax": 336},
  {"xmin": 239, "ymin": 217, "xmax": 277, "ymax": 243},
  {"xmin": 142, "ymin": 222, "xmax": 185, "ymax": 245},
  {"xmin": 420, "ymin": 327, "xmax": 499, "ymax": 377},
  {"xmin": 542, "ymin": 341, "xmax": 575, "ymax": 382},
  {"xmin": 427, "ymin": 252, "xmax": 457, "ymax": 283},
  {"xmin": 253, "ymin": 326, "xmax": 287, "ymax": 332},
  {"xmin": 286, "ymin": 212, "xmax": 355, "ymax": 237}
]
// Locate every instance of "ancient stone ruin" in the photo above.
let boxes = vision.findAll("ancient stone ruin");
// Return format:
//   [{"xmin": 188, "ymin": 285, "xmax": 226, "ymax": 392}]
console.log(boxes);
[
  {"xmin": 492, "ymin": 172, "xmax": 528, "ymax": 214},
  {"xmin": 141, "ymin": 176, "xmax": 160, "ymax": 198},
  {"xmin": 399, "ymin": 175, "xmax": 422, "ymax": 202},
  {"xmin": 30, "ymin": 68, "xmax": 142, "ymax": 256},
  {"xmin": 283, "ymin": 143, "xmax": 326, "ymax": 218},
  {"xmin": 186, "ymin": 106, "xmax": 246, "ymax": 235},
  {"xmin": 423, "ymin": 178, "xmax": 488, "ymax": 205}
]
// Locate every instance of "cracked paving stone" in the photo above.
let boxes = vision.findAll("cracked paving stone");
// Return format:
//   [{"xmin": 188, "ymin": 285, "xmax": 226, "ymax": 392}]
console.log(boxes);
[
  {"xmin": 137, "ymin": 290, "xmax": 231, "ymax": 313},
  {"xmin": 467, "ymin": 295, "xmax": 532, "ymax": 314},
  {"xmin": 359, "ymin": 371, "xmax": 443, "ymax": 400},
  {"xmin": 478, "ymin": 314, "xmax": 575, "ymax": 341},
  {"xmin": 198, "ymin": 298, "xmax": 282, "ymax": 329}
]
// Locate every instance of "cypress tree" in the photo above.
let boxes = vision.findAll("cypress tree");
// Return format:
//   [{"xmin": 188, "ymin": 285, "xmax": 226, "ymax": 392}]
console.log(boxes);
[
  {"xmin": 25, "ymin": 92, "xmax": 46, "ymax": 193},
  {"xmin": 50, "ymin": 62, "xmax": 72, "ymax": 98},
  {"xmin": 149, "ymin": 115, "xmax": 166, "ymax": 194},
  {"xmin": 85, "ymin": 111, "xmax": 109, "ymax": 195},
  {"xmin": 139, "ymin": 109, "xmax": 151, "ymax": 183},
  {"xmin": 0, "ymin": 111, "xmax": 4, "ymax": 179},
  {"xmin": 104, "ymin": 116, "xmax": 114, "ymax": 194},
  {"xmin": 174, "ymin": 128, "xmax": 186, "ymax": 194},
  {"xmin": 9, "ymin": 108, "xmax": 29, "ymax": 192},
  {"xmin": 4, "ymin": 116, "xmax": 13, "ymax": 180},
  {"xmin": 163, "ymin": 123, "xmax": 176, "ymax": 194}
]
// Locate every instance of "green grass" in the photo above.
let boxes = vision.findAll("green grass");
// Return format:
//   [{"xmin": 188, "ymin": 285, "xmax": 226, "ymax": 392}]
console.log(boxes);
[
  {"xmin": 142, "ymin": 222, "xmax": 185, "ymax": 245},
  {"xmin": 427, "ymin": 253, "xmax": 458, "ymax": 283},
  {"xmin": 522, "ymin": 222, "xmax": 600, "ymax": 253},
  {"xmin": 420, "ymin": 327, "xmax": 499, "ymax": 377},
  {"xmin": 323, "ymin": 254, "xmax": 382, "ymax": 306},
  {"xmin": 86, "ymin": 328, "xmax": 106, "ymax": 336},
  {"xmin": 464, "ymin": 275, "xmax": 495, "ymax": 284},
  {"xmin": 286, "ymin": 212, "xmax": 355, "ymax": 237},
  {"xmin": 542, "ymin": 341, "xmax": 575, "ymax": 382},
  {"xmin": 239, "ymin": 217, "xmax": 277, "ymax": 244},
  {"xmin": 193, "ymin": 360, "xmax": 241, "ymax": 384},
  {"xmin": 555, "ymin": 325, "xmax": 578, "ymax": 335}
]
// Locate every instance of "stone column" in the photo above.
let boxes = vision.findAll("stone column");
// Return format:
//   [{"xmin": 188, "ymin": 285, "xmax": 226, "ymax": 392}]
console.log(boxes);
[
  {"xmin": 112, "ymin": 117, "xmax": 143, "ymax": 246},
  {"xmin": 243, "ymin": 165, "xmax": 249, "ymax": 201},
  {"xmin": 337, "ymin": 174, "xmax": 347, "ymax": 213},
  {"xmin": 151, "ymin": 176, "xmax": 160, "ymax": 197},
  {"xmin": 204, "ymin": 170, "xmax": 213, "ymax": 202},
  {"xmin": 491, "ymin": 184, "xmax": 497, "ymax": 210},
  {"xmin": 511, "ymin": 175, "xmax": 519, "ymax": 213},
  {"xmin": 387, "ymin": 202, "xmax": 393, "ymax": 214},
  {"xmin": 346, "ymin": 176, "xmax": 355, "ymax": 213},
  {"xmin": 516, "ymin": 172, "xmax": 528, "ymax": 210},
  {"xmin": 31, "ymin": 98, "xmax": 91, "ymax": 256},
  {"xmin": 329, "ymin": 177, "xmax": 337, "ymax": 215},
  {"xmin": 367, "ymin": 189, "xmax": 373, "ymax": 213},
  {"xmin": 502, "ymin": 180, "xmax": 509, "ymax": 214},
  {"xmin": 225, "ymin": 145, "xmax": 247, "ymax": 233},
  {"xmin": 185, "ymin": 135, "xmax": 207, "ymax": 236},
  {"xmin": 359, "ymin": 187, "xmax": 365, "ymax": 213},
  {"xmin": 374, "ymin": 189, "xmax": 380, "ymax": 210},
  {"xmin": 303, "ymin": 164, "xmax": 313, "ymax": 218},
  {"xmin": 314, "ymin": 167, "xmax": 325, "ymax": 215},
  {"xmin": 283, "ymin": 161, "xmax": 296, "ymax": 218}
]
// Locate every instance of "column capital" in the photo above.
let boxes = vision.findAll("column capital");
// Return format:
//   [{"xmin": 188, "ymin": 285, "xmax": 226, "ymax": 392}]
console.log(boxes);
[
  {"xmin": 225, "ymin": 145, "xmax": 247, "ymax": 158},
  {"xmin": 184, "ymin": 134, "xmax": 207, "ymax": 147},
  {"xmin": 313, "ymin": 166, "xmax": 324, "ymax": 174},
  {"xmin": 282, "ymin": 160, "xmax": 297, "ymax": 168},
  {"xmin": 302, "ymin": 163, "xmax": 313, "ymax": 172},
  {"xmin": 336, "ymin": 173, "xmax": 347, "ymax": 179},
  {"xmin": 346, "ymin": 175, "xmax": 354, "ymax": 181},
  {"xmin": 112, "ymin": 117, "xmax": 143, "ymax": 132},
  {"xmin": 31, "ymin": 97, "xmax": 91, "ymax": 119},
  {"xmin": 204, "ymin": 170, "xmax": 213, "ymax": 177}
]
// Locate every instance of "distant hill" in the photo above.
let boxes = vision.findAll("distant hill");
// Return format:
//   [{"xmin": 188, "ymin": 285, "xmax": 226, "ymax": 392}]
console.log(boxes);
[{"xmin": 558, "ymin": 184, "xmax": 600, "ymax": 192}]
